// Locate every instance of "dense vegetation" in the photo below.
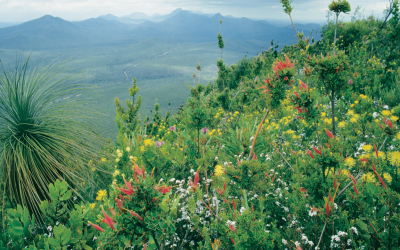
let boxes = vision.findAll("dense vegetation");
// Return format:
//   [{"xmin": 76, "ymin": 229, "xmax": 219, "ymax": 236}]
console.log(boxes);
[{"xmin": 1, "ymin": 0, "xmax": 400, "ymax": 249}]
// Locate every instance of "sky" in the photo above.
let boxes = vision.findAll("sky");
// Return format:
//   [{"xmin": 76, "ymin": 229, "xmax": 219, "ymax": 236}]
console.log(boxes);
[{"xmin": 0, "ymin": 0, "xmax": 392, "ymax": 23}]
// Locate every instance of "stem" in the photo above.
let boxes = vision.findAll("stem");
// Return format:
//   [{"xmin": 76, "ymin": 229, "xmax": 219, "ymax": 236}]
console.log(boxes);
[
  {"xmin": 289, "ymin": 14, "xmax": 299, "ymax": 40},
  {"xmin": 337, "ymin": 171, "xmax": 364, "ymax": 197},
  {"xmin": 271, "ymin": 142, "xmax": 295, "ymax": 172},
  {"xmin": 316, "ymin": 221, "xmax": 327, "ymax": 249},
  {"xmin": 331, "ymin": 91, "xmax": 336, "ymax": 136},
  {"xmin": 151, "ymin": 230, "xmax": 162, "ymax": 250},
  {"xmin": 333, "ymin": 13, "xmax": 338, "ymax": 56},
  {"xmin": 247, "ymin": 109, "xmax": 270, "ymax": 161},
  {"xmin": 197, "ymin": 128, "xmax": 200, "ymax": 154},
  {"xmin": 315, "ymin": 120, "xmax": 322, "ymax": 148},
  {"xmin": 221, "ymin": 49, "xmax": 223, "ymax": 59}
]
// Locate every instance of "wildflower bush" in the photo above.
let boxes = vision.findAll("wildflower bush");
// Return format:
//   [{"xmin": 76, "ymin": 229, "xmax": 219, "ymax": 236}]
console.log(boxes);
[{"xmin": 2, "ymin": 0, "xmax": 400, "ymax": 249}]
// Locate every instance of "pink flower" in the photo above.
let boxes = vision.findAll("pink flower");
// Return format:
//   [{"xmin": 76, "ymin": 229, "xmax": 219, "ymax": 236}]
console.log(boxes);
[
  {"xmin": 169, "ymin": 126, "xmax": 176, "ymax": 131},
  {"xmin": 201, "ymin": 127, "xmax": 208, "ymax": 134},
  {"xmin": 156, "ymin": 141, "xmax": 165, "ymax": 148},
  {"xmin": 348, "ymin": 79, "xmax": 353, "ymax": 85}
]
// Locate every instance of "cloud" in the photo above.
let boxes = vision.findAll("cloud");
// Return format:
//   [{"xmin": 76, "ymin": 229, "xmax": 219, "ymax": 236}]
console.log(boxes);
[{"xmin": 0, "ymin": 0, "xmax": 391, "ymax": 22}]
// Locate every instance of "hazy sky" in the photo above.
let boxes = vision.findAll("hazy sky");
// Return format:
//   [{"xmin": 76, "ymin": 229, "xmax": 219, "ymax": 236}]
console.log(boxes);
[{"xmin": 0, "ymin": 0, "xmax": 391, "ymax": 23}]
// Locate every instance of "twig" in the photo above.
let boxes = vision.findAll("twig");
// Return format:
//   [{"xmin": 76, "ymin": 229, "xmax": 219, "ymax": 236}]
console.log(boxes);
[
  {"xmin": 316, "ymin": 221, "xmax": 327, "ymax": 249},
  {"xmin": 201, "ymin": 200, "xmax": 221, "ymax": 221},
  {"xmin": 337, "ymin": 171, "xmax": 363, "ymax": 197},
  {"xmin": 271, "ymin": 142, "xmax": 295, "ymax": 172},
  {"xmin": 379, "ymin": 136, "xmax": 388, "ymax": 151},
  {"xmin": 247, "ymin": 109, "xmax": 270, "ymax": 160}
]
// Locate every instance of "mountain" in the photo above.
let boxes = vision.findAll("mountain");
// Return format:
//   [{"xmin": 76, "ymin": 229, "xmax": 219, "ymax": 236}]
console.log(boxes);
[
  {"xmin": 0, "ymin": 11, "xmax": 321, "ymax": 50},
  {"xmin": 0, "ymin": 22, "xmax": 21, "ymax": 28},
  {"xmin": 123, "ymin": 12, "xmax": 150, "ymax": 20}
]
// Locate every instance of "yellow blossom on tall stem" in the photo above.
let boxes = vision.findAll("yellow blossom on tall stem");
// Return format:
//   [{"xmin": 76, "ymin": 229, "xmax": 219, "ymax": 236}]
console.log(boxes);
[
  {"xmin": 214, "ymin": 165, "xmax": 225, "ymax": 177},
  {"xmin": 96, "ymin": 190, "xmax": 107, "ymax": 201}
]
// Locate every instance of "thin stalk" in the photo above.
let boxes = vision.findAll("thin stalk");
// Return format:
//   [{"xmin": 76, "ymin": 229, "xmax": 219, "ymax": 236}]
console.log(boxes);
[
  {"xmin": 247, "ymin": 109, "xmax": 270, "ymax": 160},
  {"xmin": 333, "ymin": 13, "xmax": 338, "ymax": 56},
  {"xmin": 316, "ymin": 221, "xmax": 327, "ymax": 249},
  {"xmin": 271, "ymin": 142, "xmax": 295, "ymax": 172},
  {"xmin": 197, "ymin": 128, "xmax": 200, "ymax": 154},
  {"xmin": 314, "ymin": 120, "xmax": 322, "ymax": 148},
  {"xmin": 331, "ymin": 91, "xmax": 336, "ymax": 136},
  {"xmin": 289, "ymin": 14, "xmax": 299, "ymax": 40}
]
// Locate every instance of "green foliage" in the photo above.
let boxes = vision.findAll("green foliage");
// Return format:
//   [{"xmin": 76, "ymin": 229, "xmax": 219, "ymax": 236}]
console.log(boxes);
[
  {"xmin": 328, "ymin": 0, "xmax": 351, "ymax": 14},
  {"xmin": 0, "ymin": 55, "xmax": 102, "ymax": 220}
]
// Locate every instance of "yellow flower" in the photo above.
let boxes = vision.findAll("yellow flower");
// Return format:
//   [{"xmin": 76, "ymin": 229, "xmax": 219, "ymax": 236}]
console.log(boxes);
[
  {"xmin": 341, "ymin": 169, "xmax": 350, "ymax": 177},
  {"xmin": 360, "ymin": 172, "xmax": 376, "ymax": 183},
  {"xmin": 383, "ymin": 173, "xmax": 392, "ymax": 184},
  {"xmin": 373, "ymin": 151, "xmax": 386, "ymax": 160},
  {"xmin": 354, "ymin": 101, "xmax": 359, "ymax": 104},
  {"xmin": 359, "ymin": 94, "xmax": 368, "ymax": 99},
  {"xmin": 286, "ymin": 130, "xmax": 295, "ymax": 134},
  {"xmin": 324, "ymin": 118, "xmax": 332, "ymax": 124},
  {"xmin": 214, "ymin": 165, "xmax": 225, "ymax": 177},
  {"xmin": 144, "ymin": 139, "xmax": 152, "ymax": 146},
  {"xmin": 96, "ymin": 190, "xmax": 107, "ymax": 201},
  {"xmin": 321, "ymin": 112, "xmax": 326, "ymax": 117},
  {"xmin": 344, "ymin": 157, "xmax": 356, "ymax": 168},
  {"xmin": 382, "ymin": 110, "xmax": 391, "ymax": 117},
  {"xmin": 396, "ymin": 133, "xmax": 400, "ymax": 140},
  {"xmin": 350, "ymin": 104, "xmax": 354, "ymax": 108},
  {"xmin": 338, "ymin": 121, "xmax": 346, "ymax": 128},
  {"xmin": 391, "ymin": 116, "xmax": 399, "ymax": 122},
  {"xmin": 350, "ymin": 117, "xmax": 358, "ymax": 123},
  {"xmin": 101, "ymin": 158, "xmax": 106, "ymax": 162},
  {"xmin": 325, "ymin": 167, "xmax": 334, "ymax": 176},
  {"xmin": 90, "ymin": 203, "xmax": 95, "ymax": 210},
  {"xmin": 126, "ymin": 147, "xmax": 131, "ymax": 152},
  {"xmin": 113, "ymin": 170, "xmax": 120, "ymax": 177},
  {"xmin": 116, "ymin": 158, "xmax": 120, "ymax": 163},
  {"xmin": 117, "ymin": 152, "xmax": 123, "ymax": 158},
  {"xmin": 388, "ymin": 151, "xmax": 400, "ymax": 166},
  {"xmin": 92, "ymin": 168, "xmax": 96, "ymax": 172},
  {"xmin": 362, "ymin": 145, "xmax": 373, "ymax": 152},
  {"xmin": 347, "ymin": 110, "xmax": 354, "ymax": 116},
  {"xmin": 116, "ymin": 149, "xmax": 121, "ymax": 154}
]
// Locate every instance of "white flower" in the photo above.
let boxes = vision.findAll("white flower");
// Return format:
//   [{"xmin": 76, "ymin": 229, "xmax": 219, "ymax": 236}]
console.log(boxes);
[
  {"xmin": 47, "ymin": 226, "xmax": 52, "ymax": 231},
  {"xmin": 350, "ymin": 227, "xmax": 358, "ymax": 235},
  {"xmin": 295, "ymin": 241, "xmax": 300, "ymax": 247},
  {"xmin": 126, "ymin": 147, "xmax": 131, "ymax": 152},
  {"xmin": 282, "ymin": 239, "xmax": 288, "ymax": 245},
  {"xmin": 169, "ymin": 178, "xmax": 176, "ymax": 182},
  {"xmin": 308, "ymin": 209, "xmax": 317, "ymax": 217},
  {"xmin": 117, "ymin": 152, "xmax": 123, "ymax": 158},
  {"xmin": 240, "ymin": 207, "xmax": 246, "ymax": 215}
]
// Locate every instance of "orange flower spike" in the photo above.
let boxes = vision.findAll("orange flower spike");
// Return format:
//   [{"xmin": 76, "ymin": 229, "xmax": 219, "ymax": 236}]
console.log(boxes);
[
  {"xmin": 299, "ymin": 80, "xmax": 308, "ymax": 90},
  {"xmin": 142, "ymin": 164, "xmax": 145, "ymax": 179},
  {"xmin": 374, "ymin": 171, "xmax": 387, "ymax": 189},
  {"xmin": 329, "ymin": 190, "xmax": 334, "ymax": 202},
  {"xmin": 88, "ymin": 221, "xmax": 105, "ymax": 232},
  {"xmin": 252, "ymin": 153, "xmax": 257, "ymax": 160},
  {"xmin": 312, "ymin": 146, "xmax": 322, "ymax": 155},
  {"xmin": 324, "ymin": 128, "xmax": 334, "ymax": 139},
  {"xmin": 231, "ymin": 238, "xmax": 236, "ymax": 245},
  {"xmin": 333, "ymin": 179, "xmax": 337, "ymax": 189},
  {"xmin": 349, "ymin": 173, "xmax": 357, "ymax": 185},
  {"xmin": 102, "ymin": 207, "xmax": 116, "ymax": 230},
  {"xmin": 229, "ymin": 225, "xmax": 236, "ymax": 232},
  {"xmin": 116, "ymin": 198, "xmax": 126, "ymax": 213},
  {"xmin": 326, "ymin": 202, "xmax": 330, "ymax": 218},
  {"xmin": 160, "ymin": 186, "xmax": 172, "ymax": 194},
  {"xmin": 372, "ymin": 162, "xmax": 377, "ymax": 172},
  {"xmin": 307, "ymin": 150, "xmax": 315, "ymax": 159},
  {"xmin": 294, "ymin": 91, "xmax": 301, "ymax": 100},
  {"xmin": 233, "ymin": 198, "xmax": 236, "ymax": 210},
  {"xmin": 374, "ymin": 142, "xmax": 378, "ymax": 157},
  {"xmin": 130, "ymin": 210, "xmax": 144, "ymax": 221}
]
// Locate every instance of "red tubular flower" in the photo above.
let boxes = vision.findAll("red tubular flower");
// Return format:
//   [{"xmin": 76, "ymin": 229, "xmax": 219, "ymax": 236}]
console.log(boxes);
[
  {"xmin": 229, "ymin": 225, "xmax": 236, "ymax": 232},
  {"xmin": 231, "ymin": 238, "xmax": 236, "ymax": 245},
  {"xmin": 350, "ymin": 192, "xmax": 354, "ymax": 199},
  {"xmin": 294, "ymin": 91, "xmax": 301, "ymax": 100},
  {"xmin": 352, "ymin": 182, "xmax": 359, "ymax": 196},
  {"xmin": 272, "ymin": 175, "xmax": 276, "ymax": 182},
  {"xmin": 349, "ymin": 173, "xmax": 357, "ymax": 185},
  {"xmin": 379, "ymin": 124, "xmax": 385, "ymax": 130},
  {"xmin": 388, "ymin": 120, "xmax": 393, "ymax": 129},
  {"xmin": 307, "ymin": 150, "xmax": 315, "ymax": 159},
  {"xmin": 159, "ymin": 186, "xmax": 171, "ymax": 194},
  {"xmin": 88, "ymin": 221, "xmax": 105, "ymax": 232},
  {"xmin": 116, "ymin": 198, "xmax": 126, "ymax": 213},
  {"xmin": 251, "ymin": 204, "xmax": 254, "ymax": 213},
  {"xmin": 109, "ymin": 207, "xmax": 116, "ymax": 216},
  {"xmin": 329, "ymin": 190, "xmax": 334, "ymax": 202},
  {"xmin": 299, "ymin": 188, "xmax": 307, "ymax": 192},
  {"xmin": 334, "ymin": 179, "xmax": 337, "ymax": 189},
  {"xmin": 299, "ymin": 80, "xmax": 308, "ymax": 91},
  {"xmin": 130, "ymin": 210, "xmax": 144, "ymax": 221},
  {"xmin": 324, "ymin": 129, "xmax": 334, "ymax": 139},
  {"xmin": 117, "ymin": 186, "xmax": 134, "ymax": 196},
  {"xmin": 374, "ymin": 142, "xmax": 378, "ymax": 157},
  {"xmin": 326, "ymin": 202, "xmax": 330, "ymax": 218},
  {"xmin": 252, "ymin": 153, "xmax": 257, "ymax": 160},
  {"xmin": 189, "ymin": 167, "xmax": 200, "ymax": 192},
  {"xmin": 102, "ymin": 207, "xmax": 116, "ymax": 230},
  {"xmin": 217, "ymin": 180, "xmax": 227, "ymax": 195},
  {"xmin": 264, "ymin": 172, "xmax": 270, "ymax": 178},
  {"xmin": 312, "ymin": 146, "xmax": 322, "ymax": 155},
  {"xmin": 142, "ymin": 165, "xmax": 146, "ymax": 179},
  {"xmin": 133, "ymin": 163, "xmax": 143, "ymax": 181},
  {"xmin": 296, "ymin": 116, "xmax": 304, "ymax": 119},
  {"xmin": 374, "ymin": 171, "xmax": 387, "ymax": 189},
  {"xmin": 360, "ymin": 158, "xmax": 368, "ymax": 162},
  {"xmin": 233, "ymin": 198, "xmax": 236, "ymax": 210},
  {"xmin": 373, "ymin": 163, "xmax": 377, "ymax": 172}
]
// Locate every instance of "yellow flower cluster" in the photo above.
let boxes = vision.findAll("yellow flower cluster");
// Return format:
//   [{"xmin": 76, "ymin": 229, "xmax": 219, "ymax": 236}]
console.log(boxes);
[
  {"xmin": 214, "ymin": 108, "xmax": 224, "ymax": 119},
  {"xmin": 344, "ymin": 157, "xmax": 355, "ymax": 168},
  {"xmin": 382, "ymin": 110, "xmax": 391, "ymax": 117},
  {"xmin": 388, "ymin": 151, "xmax": 400, "ymax": 166},
  {"xmin": 208, "ymin": 129, "xmax": 222, "ymax": 136},
  {"xmin": 96, "ymin": 190, "xmax": 107, "ymax": 201},
  {"xmin": 214, "ymin": 165, "xmax": 225, "ymax": 177}
]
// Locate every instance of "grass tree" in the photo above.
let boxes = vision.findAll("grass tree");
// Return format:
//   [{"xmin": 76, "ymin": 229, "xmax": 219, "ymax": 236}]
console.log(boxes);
[
  {"xmin": 218, "ymin": 19, "xmax": 224, "ymax": 59},
  {"xmin": 329, "ymin": 0, "xmax": 351, "ymax": 55},
  {"xmin": 0, "ymin": 54, "xmax": 102, "ymax": 220}
]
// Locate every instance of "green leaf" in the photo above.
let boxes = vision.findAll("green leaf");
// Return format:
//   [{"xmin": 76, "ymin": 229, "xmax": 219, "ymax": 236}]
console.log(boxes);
[
  {"xmin": 60, "ymin": 190, "xmax": 72, "ymax": 201},
  {"xmin": 49, "ymin": 183, "xmax": 59, "ymax": 201},
  {"xmin": 188, "ymin": 196, "xmax": 196, "ymax": 213},
  {"xmin": 61, "ymin": 229, "xmax": 71, "ymax": 245},
  {"xmin": 356, "ymin": 219, "xmax": 369, "ymax": 232},
  {"xmin": 377, "ymin": 206, "xmax": 386, "ymax": 218},
  {"xmin": 10, "ymin": 220, "xmax": 24, "ymax": 236}
]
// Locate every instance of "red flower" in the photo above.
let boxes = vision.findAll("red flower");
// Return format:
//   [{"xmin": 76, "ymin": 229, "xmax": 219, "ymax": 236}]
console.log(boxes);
[
  {"xmin": 130, "ymin": 210, "xmax": 144, "ymax": 221},
  {"xmin": 360, "ymin": 158, "xmax": 368, "ymax": 162},
  {"xmin": 252, "ymin": 152, "xmax": 257, "ymax": 160},
  {"xmin": 88, "ymin": 221, "xmax": 105, "ymax": 232},
  {"xmin": 116, "ymin": 198, "xmax": 126, "ymax": 213},
  {"xmin": 374, "ymin": 142, "xmax": 378, "ymax": 157},
  {"xmin": 299, "ymin": 80, "xmax": 308, "ymax": 91},
  {"xmin": 329, "ymin": 190, "xmax": 333, "ymax": 202},
  {"xmin": 374, "ymin": 171, "xmax": 387, "ymax": 189},
  {"xmin": 102, "ymin": 207, "xmax": 116, "ymax": 230},
  {"xmin": 159, "ymin": 186, "xmax": 172, "ymax": 194},
  {"xmin": 324, "ymin": 129, "xmax": 334, "ymax": 139},
  {"xmin": 307, "ymin": 150, "xmax": 315, "ymax": 159},
  {"xmin": 372, "ymin": 162, "xmax": 376, "ymax": 172},
  {"xmin": 326, "ymin": 202, "xmax": 330, "ymax": 218},
  {"xmin": 312, "ymin": 146, "xmax": 322, "ymax": 155},
  {"xmin": 233, "ymin": 198, "xmax": 236, "ymax": 210},
  {"xmin": 231, "ymin": 238, "xmax": 236, "ymax": 245},
  {"xmin": 299, "ymin": 188, "xmax": 307, "ymax": 192},
  {"xmin": 189, "ymin": 167, "xmax": 200, "ymax": 192},
  {"xmin": 294, "ymin": 91, "xmax": 301, "ymax": 100},
  {"xmin": 229, "ymin": 225, "xmax": 236, "ymax": 232},
  {"xmin": 216, "ymin": 180, "xmax": 226, "ymax": 195}
]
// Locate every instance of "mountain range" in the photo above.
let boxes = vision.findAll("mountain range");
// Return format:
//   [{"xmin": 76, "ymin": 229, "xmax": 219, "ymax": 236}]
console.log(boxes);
[{"xmin": 0, "ymin": 9, "xmax": 321, "ymax": 50}]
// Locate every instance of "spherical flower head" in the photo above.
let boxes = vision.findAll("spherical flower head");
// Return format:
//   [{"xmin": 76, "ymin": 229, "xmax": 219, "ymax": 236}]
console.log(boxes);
[
  {"xmin": 388, "ymin": 151, "xmax": 400, "ymax": 166},
  {"xmin": 116, "ymin": 149, "xmax": 121, "ymax": 154},
  {"xmin": 144, "ymin": 139, "xmax": 152, "ymax": 146},
  {"xmin": 96, "ymin": 190, "xmax": 107, "ymax": 201},
  {"xmin": 126, "ymin": 147, "xmax": 131, "ymax": 152},
  {"xmin": 362, "ymin": 145, "xmax": 373, "ymax": 152},
  {"xmin": 344, "ymin": 157, "xmax": 355, "ymax": 168},
  {"xmin": 170, "ymin": 126, "xmax": 176, "ymax": 131},
  {"xmin": 383, "ymin": 173, "xmax": 392, "ymax": 184},
  {"xmin": 115, "ymin": 158, "xmax": 120, "ymax": 163},
  {"xmin": 201, "ymin": 127, "xmax": 208, "ymax": 134},
  {"xmin": 360, "ymin": 172, "xmax": 376, "ymax": 183},
  {"xmin": 113, "ymin": 170, "xmax": 120, "ymax": 177},
  {"xmin": 382, "ymin": 110, "xmax": 391, "ymax": 117},
  {"xmin": 328, "ymin": 0, "xmax": 351, "ymax": 14},
  {"xmin": 214, "ymin": 165, "xmax": 225, "ymax": 177},
  {"xmin": 117, "ymin": 152, "xmax": 123, "ymax": 158}
]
